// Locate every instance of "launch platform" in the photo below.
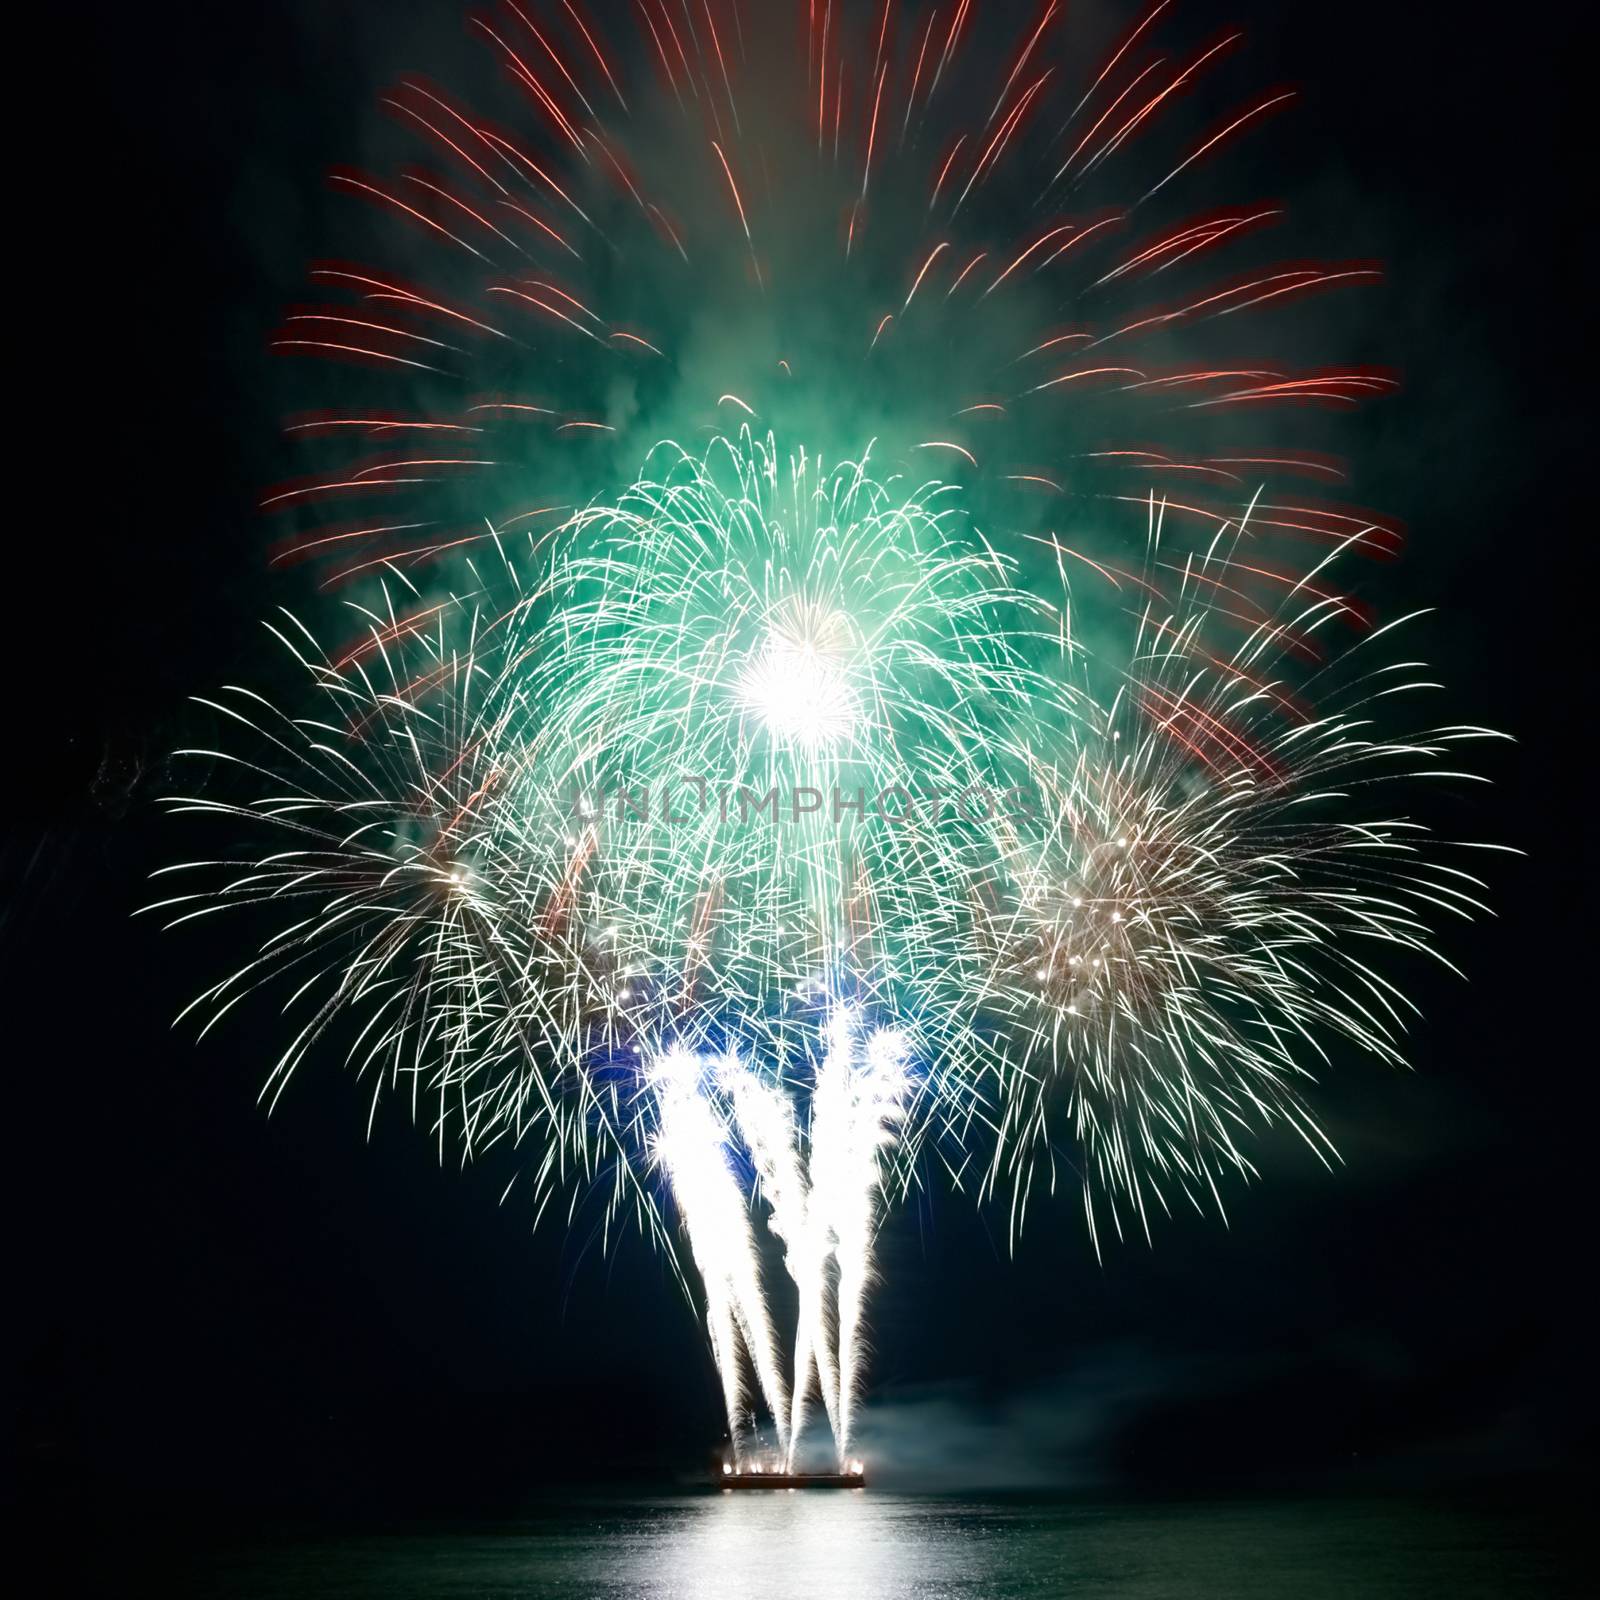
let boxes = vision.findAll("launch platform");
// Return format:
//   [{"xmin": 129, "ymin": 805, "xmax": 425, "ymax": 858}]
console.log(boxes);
[{"xmin": 719, "ymin": 1467, "xmax": 866, "ymax": 1490}]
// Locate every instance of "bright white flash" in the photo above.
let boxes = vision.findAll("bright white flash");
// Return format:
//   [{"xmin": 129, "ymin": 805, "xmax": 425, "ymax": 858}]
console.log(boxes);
[{"xmin": 738, "ymin": 605, "xmax": 859, "ymax": 752}]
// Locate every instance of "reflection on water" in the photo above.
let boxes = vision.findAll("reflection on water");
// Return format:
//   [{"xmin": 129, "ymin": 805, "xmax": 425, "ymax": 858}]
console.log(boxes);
[{"xmin": 184, "ymin": 1492, "xmax": 1572, "ymax": 1598}]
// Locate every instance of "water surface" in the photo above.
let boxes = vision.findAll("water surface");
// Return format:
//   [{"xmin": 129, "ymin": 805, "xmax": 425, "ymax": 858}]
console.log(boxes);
[{"xmin": 175, "ymin": 1491, "xmax": 1576, "ymax": 1597}]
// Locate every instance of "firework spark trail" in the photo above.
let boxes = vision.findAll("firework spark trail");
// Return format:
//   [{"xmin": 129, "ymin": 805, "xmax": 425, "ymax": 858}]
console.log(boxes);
[
  {"xmin": 266, "ymin": 0, "xmax": 1396, "ymax": 596},
  {"xmin": 146, "ymin": 587, "xmax": 553, "ymax": 1143},
  {"xmin": 717, "ymin": 1049, "xmax": 840, "ymax": 1465},
  {"xmin": 648, "ymin": 1045, "xmax": 790, "ymax": 1463},
  {"xmin": 808, "ymin": 1008, "xmax": 910, "ymax": 1463},
  {"xmin": 692, "ymin": 1010, "xmax": 912, "ymax": 1467},
  {"xmin": 142, "ymin": 565, "xmax": 704, "ymax": 1251},
  {"xmin": 948, "ymin": 509, "xmax": 1514, "ymax": 1249},
  {"xmin": 484, "ymin": 431, "xmax": 1067, "ymax": 1165}
]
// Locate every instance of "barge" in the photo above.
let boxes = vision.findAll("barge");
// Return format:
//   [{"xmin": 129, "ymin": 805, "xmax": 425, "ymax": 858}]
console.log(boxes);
[{"xmin": 719, "ymin": 1459, "xmax": 866, "ymax": 1490}]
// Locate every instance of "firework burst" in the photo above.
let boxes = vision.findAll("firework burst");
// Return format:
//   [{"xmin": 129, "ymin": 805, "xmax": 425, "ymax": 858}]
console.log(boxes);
[
  {"xmin": 490, "ymin": 430, "xmax": 1066, "ymax": 1082},
  {"xmin": 952, "ymin": 510, "xmax": 1510, "ymax": 1247},
  {"xmin": 267, "ymin": 0, "xmax": 1394, "ymax": 603},
  {"xmin": 146, "ymin": 571, "xmax": 672, "ymax": 1238}
]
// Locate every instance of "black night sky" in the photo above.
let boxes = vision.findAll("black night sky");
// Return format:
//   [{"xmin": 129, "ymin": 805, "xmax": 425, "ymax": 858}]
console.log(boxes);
[{"xmin": 11, "ymin": 1, "xmax": 1591, "ymax": 1589}]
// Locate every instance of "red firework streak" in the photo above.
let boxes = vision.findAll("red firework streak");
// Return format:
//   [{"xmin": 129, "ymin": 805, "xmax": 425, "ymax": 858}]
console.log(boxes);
[{"xmin": 260, "ymin": 0, "xmax": 1402, "ymax": 773}]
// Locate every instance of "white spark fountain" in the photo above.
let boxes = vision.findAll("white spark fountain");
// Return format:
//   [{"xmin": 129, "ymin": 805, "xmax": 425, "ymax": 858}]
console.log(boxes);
[
  {"xmin": 648, "ymin": 1047, "xmax": 790, "ymax": 1466},
  {"xmin": 658, "ymin": 1010, "xmax": 909, "ymax": 1471}
]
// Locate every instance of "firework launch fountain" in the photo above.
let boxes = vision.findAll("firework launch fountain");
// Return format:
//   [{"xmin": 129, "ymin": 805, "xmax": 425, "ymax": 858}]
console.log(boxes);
[{"xmin": 650, "ymin": 1009, "xmax": 906, "ymax": 1473}]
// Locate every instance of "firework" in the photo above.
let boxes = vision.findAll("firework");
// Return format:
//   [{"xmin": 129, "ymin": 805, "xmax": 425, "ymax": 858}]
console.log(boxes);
[
  {"xmin": 146, "ymin": 569, "xmax": 669, "ymax": 1239},
  {"xmin": 157, "ymin": 0, "xmax": 1504, "ymax": 1468},
  {"xmin": 717, "ymin": 1041, "xmax": 841, "ymax": 1456},
  {"xmin": 153, "ymin": 432, "xmax": 1052, "ymax": 1225},
  {"xmin": 807, "ymin": 1007, "xmax": 910, "ymax": 1459},
  {"xmin": 489, "ymin": 430, "xmax": 1064, "ymax": 1105},
  {"xmin": 647, "ymin": 1044, "xmax": 790, "ymax": 1460},
  {"xmin": 952, "ymin": 510, "xmax": 1509, "ymax": 1248},
  {"xmin": 267, "ymin": 0, "xmax": 1394, "ymax": 601},
  {"xmin": 662, "ymin": 1008, "xmax": 910, "ymax": 1469},
  {"xmin": 157, "ymin": 449, "xmax": 1503, "ymax": 1460}
]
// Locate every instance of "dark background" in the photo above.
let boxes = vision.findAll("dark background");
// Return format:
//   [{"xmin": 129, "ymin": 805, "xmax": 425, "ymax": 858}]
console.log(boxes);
[{"xmin": 12, "ymin": 0, "xmax": 1590, "ymax": 1547}]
